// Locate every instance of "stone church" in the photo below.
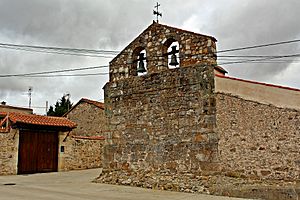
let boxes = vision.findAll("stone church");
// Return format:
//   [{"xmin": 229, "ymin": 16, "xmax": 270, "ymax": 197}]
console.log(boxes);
[{"xmin": 97, "ymin": 22, "xmax": 300, "ymax": 199}]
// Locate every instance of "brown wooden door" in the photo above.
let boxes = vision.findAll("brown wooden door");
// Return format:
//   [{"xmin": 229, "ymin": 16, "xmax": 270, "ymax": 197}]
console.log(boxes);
[
  {"xmin": 18, "ymin": 130, "xmax": 58, "ymax": 174},
  {"xmin": 18, "ymin": 131, "xmax": 38, "ymax": 174},
  {"xmin": 36, "ymin": 132, "xmax": 58, "ymax": 172}
]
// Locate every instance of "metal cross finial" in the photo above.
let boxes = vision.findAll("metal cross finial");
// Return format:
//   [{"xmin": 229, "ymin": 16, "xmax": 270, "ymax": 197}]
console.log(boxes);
[{"xmin": 153, "ymin": 2, "xmax": 162, "ymax": 23}]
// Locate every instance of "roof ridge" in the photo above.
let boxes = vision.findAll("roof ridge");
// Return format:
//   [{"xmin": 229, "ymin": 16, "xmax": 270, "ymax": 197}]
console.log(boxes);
[
  {"xmin": 80, "ymin": 98, "xmax": 104, "ymax": 108},
  {"xmin": 0, "ymin": 104, "xmax": 33, "ymax": 112},
  {"xmin": 154, "ymin": 22, "xmax": 217, "ymax": 41},
  {"xmin": 110, "ymin": 22, "xmax": 216, "ymax": 64},
  {"xmin": 63, "ymin": 98, "xmax": 104, "ymax": 117},
  {"xmin": 7, "ymin": 112, "xmax": 76, "ymax": 129}
]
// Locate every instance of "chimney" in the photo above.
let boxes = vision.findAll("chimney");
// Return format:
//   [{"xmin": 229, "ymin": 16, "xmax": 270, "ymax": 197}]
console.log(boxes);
[{"xmin": 1, "ymin": 101, "xmax": 6, "ymax": 105}]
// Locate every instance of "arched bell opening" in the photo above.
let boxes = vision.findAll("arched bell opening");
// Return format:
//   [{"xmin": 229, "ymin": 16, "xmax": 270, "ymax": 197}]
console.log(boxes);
[
  {"xmin": 167, "ymin": 41, "xmax": 180, "ymax": 69},
  {"xmin": 132, "ymin": 47, "xmax": 147, "ymax": 76},
  {"xmin": 163, "ymin": 38, "xmax": 180, "ymax": 69}
]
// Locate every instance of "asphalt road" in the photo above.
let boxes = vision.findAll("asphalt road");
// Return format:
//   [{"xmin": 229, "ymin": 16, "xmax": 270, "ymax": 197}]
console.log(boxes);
[{"xmin": 0, "ymin": 168, "xmax": 251, "ymax": 200}]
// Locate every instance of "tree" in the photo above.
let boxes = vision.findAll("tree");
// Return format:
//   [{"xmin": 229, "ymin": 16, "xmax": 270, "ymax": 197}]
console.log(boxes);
[{"xmin": 47, "ymin": 95, "xmax": 73, "ymax": 116}]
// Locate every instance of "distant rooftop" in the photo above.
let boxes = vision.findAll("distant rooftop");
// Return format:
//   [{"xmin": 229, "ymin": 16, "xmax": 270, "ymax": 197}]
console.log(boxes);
[{"xmin": 1, "ymin": 112, "xmax": 76, "ymax": 130}]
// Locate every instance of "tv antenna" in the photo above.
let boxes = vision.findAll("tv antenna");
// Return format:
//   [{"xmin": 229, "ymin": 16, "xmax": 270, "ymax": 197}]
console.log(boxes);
[{"xmin": 153, "ymin": 2, "xmax": 162, "ymax": 23}]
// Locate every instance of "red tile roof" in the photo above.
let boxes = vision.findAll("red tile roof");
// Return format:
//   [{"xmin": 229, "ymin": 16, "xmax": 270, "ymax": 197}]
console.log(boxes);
[
  {"xmin": 8, "ymin": 112, "xmax": 76, "ymax": 129},
  {"xmin": 215, "ymin": 74, "xmax": 300, "ymax": 92},
  {"xmin": 80, "ymin": 98, "xmax": 104, "ymax": 109},
  {"xmin": 63, "ymin": 98, "xmax": 104, "ymax": 117},
  {"xmin": 0, "ymin": 112, "xmax": 7, "ymax": 117},
  {"xmin": 0, "ymin": 128, "xmax": 9, "ymax": 133},
  {"xmin": 214, "ymin": 66, "xmax": 228, "ymax": 74}
]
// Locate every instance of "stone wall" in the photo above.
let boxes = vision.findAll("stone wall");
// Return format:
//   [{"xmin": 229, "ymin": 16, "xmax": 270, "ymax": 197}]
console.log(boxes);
[
  {"xmin": 217, "ymin": 92, "xmax": 300, "ymax": 181},
  {"xmin": 60, "ymin": 136, "xmax": 104, "ymax": 170},
  {"xmin": 66, "ymin": 101, "xmax": 107, "ymax": 137},
  {"xmin": 109, "ymin": 22, "xmax": 217, "ymax": 82},
  {"xmin": 100, "ymin": 22, "xmax": 218, "ymax": 192},
  {"xmin": 104, "ymin": 65, "xmax": 218, "ymax": 171},
  {"xmin": 62, "ymin": 101, "xmax": 107, "ymax": 170},
  {"xmin": 102, "ymin": 62, "xmax": 217, "ymax": 190},
  {"xmin": 0, "ymin": 129, "xmax": 18, "ymax": 175}
]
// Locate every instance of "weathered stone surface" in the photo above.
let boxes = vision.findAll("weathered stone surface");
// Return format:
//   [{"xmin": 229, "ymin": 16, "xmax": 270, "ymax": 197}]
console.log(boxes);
[
  {"xmin": 62, "ymin": 100, "xmax": 107, "ymax": 170},
  {"xmin": 109, "ymin": 22, "xmax": 217, "ymax": 82},
  {"xmin": 61, "ymin": 138, "xmax": 104, "ymax": 170},
  {"xmin": 104, "ymin": 64, "xmax": 217, "ymax": 172},
  {"xmin": 95, "ymin": 169, "xmax": 211, "ymax": 194},
  {"xmin": 0, "ymin": 129, "xmax": 18, "ymax": 175},
  {"xmin": 98, "ymin": 22, "xmax": 300, "ymax": 200},
  {"xmin": 101, "ymin": 22, "xmax": 218, "ymax": 193},
  {"xmin": 217, "ymin": 92, "xmax": 300, "ymax": 181}
]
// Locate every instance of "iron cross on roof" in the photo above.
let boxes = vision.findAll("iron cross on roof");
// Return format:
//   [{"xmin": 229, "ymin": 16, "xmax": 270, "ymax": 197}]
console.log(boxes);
[{"xmin": 153, "ymin": 2, "xmax": 162, "ymax": 23}]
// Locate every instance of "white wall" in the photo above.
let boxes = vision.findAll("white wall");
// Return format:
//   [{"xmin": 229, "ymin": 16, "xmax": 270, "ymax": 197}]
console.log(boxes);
[{"xmin": 215, "ymin": 75, "xmax": 300, "ymax": 110}]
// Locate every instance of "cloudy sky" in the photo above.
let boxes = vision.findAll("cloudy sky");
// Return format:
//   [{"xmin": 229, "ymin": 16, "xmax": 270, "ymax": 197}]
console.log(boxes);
[{"xmin": 0, "ymin": 0, "xmax": 299, "ymax": 114}]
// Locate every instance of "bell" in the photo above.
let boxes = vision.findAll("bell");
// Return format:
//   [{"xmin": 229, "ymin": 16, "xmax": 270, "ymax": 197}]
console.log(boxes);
[
  {"xmin": 169, "ymin": 53, "xmax": 179, "ymax": 66},
  {"xmin": 137, "ymin": 53, "xmax": 147, "ymax": 73},
  {"xmin": 137, "ymin": 60, "xmax": 146, "ymax": 73}
]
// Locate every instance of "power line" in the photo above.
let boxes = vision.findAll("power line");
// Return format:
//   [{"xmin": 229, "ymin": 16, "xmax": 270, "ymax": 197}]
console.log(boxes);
[
  {"xmin": 218, "ymin": 53, "xmax": 300, "ymax": 65},
  {"xmin": 23, "ymin": 72, "xmax": 109, "ymax": 78},
  {"xmin": 0, "ymin": 42, "xmax": 120, "ymax": 54},
  {"xmin": 218, "ymin": 55, "xmax": 300, "ymax": 58},
  {"xmin": 217, "ymin": 39, "xmax": 300, "ymax": 53},
  {"xmin": 0, "ymin": 39, "xmax": 300, "ymax": 79},
  {"xmin": 149, "ymin": 52, "xmax": 300, "ymax": 66},
  {"xmin": 1, "ymin": 53, "xmax": 300, "ymax": 78},
  {"xmin": 0, "ymin": 45, "xmax": 116, "ymax": 58},
  {"xmin": 0, "ymin": 38, "xmax": 299, "ymax": 58},
  {"xmin": 0, "ymin": 65, "xmax": 108, "ymax": 77}
]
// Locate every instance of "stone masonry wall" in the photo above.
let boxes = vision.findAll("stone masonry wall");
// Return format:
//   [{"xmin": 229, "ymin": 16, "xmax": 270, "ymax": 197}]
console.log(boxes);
[
  {"xmin": 101, "ymin": 63, "xmax": 217, "ymax": 192},
  {"xmin": 62, "ymin": 102, "xmax": 107, "ymax": 170},
  {"xmin": 61, "ymin": 137, "xmax": 104, "ymax": 170},
  {"xmin": 0, "ymin": 129, "xmax": 18, "ymax": 175},
  {"xmin": 100, "ymin": 22, "xmax": 218, "ymax": 192},
  {"xmin": 66, "ymin": 102, "xmax": 107, "ymax": 137},
  {"xmin": 109, "ymin": 22, "xmax": 217, "ymax": 82},
  {"xmin": 217, "ymin": 93, "xmax": 300, "ymax": 181}
]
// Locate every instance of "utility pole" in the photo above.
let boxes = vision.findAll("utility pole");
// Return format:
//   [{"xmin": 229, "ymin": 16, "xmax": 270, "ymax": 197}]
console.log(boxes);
[
  {"xmin": 28, "ymin": 87, "xmax": 32, "ymax": 109},
  {"xmin": 64, "ymin": 93, "xmax": 70, "ymax": 111},
  {"xmin": 153, "ymin": 2, "xmax": 162, "ymax": 23},
  {"xmin": 46, "ymin": 101, "xmax": 48, "ymax": 115}
]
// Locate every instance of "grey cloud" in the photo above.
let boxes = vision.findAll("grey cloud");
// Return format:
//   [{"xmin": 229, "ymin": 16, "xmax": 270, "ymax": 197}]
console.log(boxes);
[
  {"xmin": 0, "ymin": 0, "xmax": 299, "ymax": 113},
  {"xmin": 206, "ymin": 0, "xmax": 300, "ymax": 80}
]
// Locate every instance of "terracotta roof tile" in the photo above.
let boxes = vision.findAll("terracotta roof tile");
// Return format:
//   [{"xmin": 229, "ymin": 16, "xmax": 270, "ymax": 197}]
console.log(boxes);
[
  {"xmin": 8, "ymin": 112, "xmax": 76, "ymax": 128},
  {"xmin": 0, "ymin": 111, "xmax": 7, "ymax": 116},
  {"xmin": 80, "ymin": 98, "xmax": 104, "ymax": 109},
  {"xmin": 0, "ymin": 129, "xmax": 9, "ymax": 133},
  {"xmin": 214, "ymin": 66, "xmax": 228, "ymax": 74},
  {"xmin": 63, "ymin": 98, "xmax": 104, "ymax": 117}
]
